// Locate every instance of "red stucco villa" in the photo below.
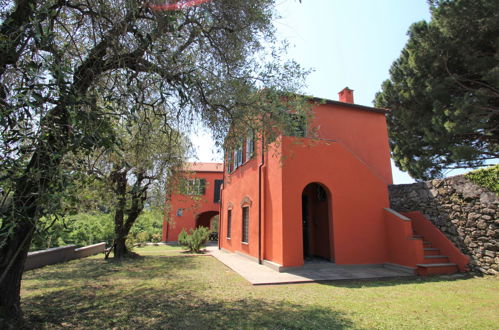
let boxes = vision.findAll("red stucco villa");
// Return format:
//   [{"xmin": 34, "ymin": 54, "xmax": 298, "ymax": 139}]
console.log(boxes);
[
  {"xmin": 162, "ymin": 162, "xmax": 223, "ymax": 242},
  {"xmin": 164, "ymin": 88, "xmax": 469, "ymax": 275}
]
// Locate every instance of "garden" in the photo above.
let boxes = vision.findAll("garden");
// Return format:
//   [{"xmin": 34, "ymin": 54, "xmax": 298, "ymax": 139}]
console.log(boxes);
[{"xmin": 21, "ymin": 246, "xmax": 499, "ymax": 329}]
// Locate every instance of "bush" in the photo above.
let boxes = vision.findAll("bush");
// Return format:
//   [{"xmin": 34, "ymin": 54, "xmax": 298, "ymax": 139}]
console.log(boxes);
[
  {"xmin": 465, "ymin": 164, "xmax": 499, "ymax": 194},
  {"xmin": 151, "ymin": 233, "xmax": 162, "ymax": 243},
  {"xmin": 136, "ymin": 231, "xmax": 150, "ymax": 243},
  {"xmin": 177, "ymin": 227, "xmax": 211, "ymax": 253}
]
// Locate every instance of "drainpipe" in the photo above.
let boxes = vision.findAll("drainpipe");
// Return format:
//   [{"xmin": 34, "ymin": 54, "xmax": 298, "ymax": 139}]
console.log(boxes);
[
  {"xmin": 219, "ymin": 160, "xmax": 225, "ymax": 250},
  {"xmin": 258, "ymin": 135, "xmax": 265, "ymax": 264}
]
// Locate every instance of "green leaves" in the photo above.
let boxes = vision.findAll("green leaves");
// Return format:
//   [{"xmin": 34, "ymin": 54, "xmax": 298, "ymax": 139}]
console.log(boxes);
[
  {"xmin": 465, "ymin": 164, "xmax": 499, "ymax": 193},
  {"xmin": 375, "ymin": 0, "xmax": 499, "ymax": 180}
]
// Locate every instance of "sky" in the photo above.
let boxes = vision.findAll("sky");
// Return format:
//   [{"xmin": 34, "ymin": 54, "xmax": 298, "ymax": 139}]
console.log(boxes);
[{"xmin": 190, "ymin": 0, "xmax": 435, "ymax": 184}]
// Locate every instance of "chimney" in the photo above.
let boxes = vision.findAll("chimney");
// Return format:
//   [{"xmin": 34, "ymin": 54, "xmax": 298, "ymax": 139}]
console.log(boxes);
[{"xmin": 338, "ymin": 87, "xmax": 354, "ymax": 104}]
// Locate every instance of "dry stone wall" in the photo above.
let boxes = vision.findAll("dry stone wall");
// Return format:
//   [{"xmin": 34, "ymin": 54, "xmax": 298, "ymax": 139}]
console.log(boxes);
[{"xmin": 389, "ymin": 175, "xmax": 498, "ymax": 275}]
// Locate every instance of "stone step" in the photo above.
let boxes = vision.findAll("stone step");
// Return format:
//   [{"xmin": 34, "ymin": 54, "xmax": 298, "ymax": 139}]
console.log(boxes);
[
  {"xmin": 424, "ymin": 255, "xmax": 449, "ymax": 263},
  {"xmin": 423, "ymin": 241, "xmax": 432, "ymax": 248},
  {"xmin": 416, "ymin": 263, "xmax": 458, "ymax": 276},
  {"xmin": 423, "ymin": 248, "xmax": 441, "ymax": 256}
]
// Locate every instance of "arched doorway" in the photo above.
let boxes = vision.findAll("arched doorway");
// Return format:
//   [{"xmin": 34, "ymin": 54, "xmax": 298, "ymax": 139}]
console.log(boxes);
[
  {"xmin": 195, "ymin": 210, "xmax": 219, "ymax": 231},
  {"xmin": 302, "ymin": 182, "xmax": 333, "ymax": 262}
]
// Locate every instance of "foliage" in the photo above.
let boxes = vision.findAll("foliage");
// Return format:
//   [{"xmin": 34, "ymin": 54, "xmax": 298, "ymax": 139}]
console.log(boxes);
[
  {"xmin": 20, "ymin": 252, "xmax": 499, "ymax": 329},
  {"xmin": 465, "ymin": 164, "xmax": 499, "ymax": 194},
  {"xmin": 0, "ymin": 0, "xmax": 308, "ymax": 321},
  {"xmin": 29, "ymin": 209, "xmax": 163, "ymax": 251},
  {"xmin": 177, "ymin": 227, "xmax": 210, "ymax": 253},
  {"xmin": 375, "ymin": 0, "xmax": 499, "ymax": 180}
]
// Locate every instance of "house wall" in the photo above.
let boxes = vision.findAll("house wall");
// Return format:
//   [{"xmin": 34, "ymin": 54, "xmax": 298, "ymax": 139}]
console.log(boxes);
[
  {"xmin": 280, "ymin": 136, "xmax": 390, "ymax": 267},
  {"xmin": 262, "ymin": 142, "xmax": 284, "ymax": 264},
  {"xmin": 219, "ymin": 101, "xmax": 394, "ymax": 267},
  {"xmin": 311, "ymin": 103, "xmax": 393, "ymax": 185},
  {"xmin": 219, "ymin": 147, "xmax": 261, "ymax": 259},
  {"xmin": 163, "ymin": 170, "xmax": 223, "ymax": 242}
]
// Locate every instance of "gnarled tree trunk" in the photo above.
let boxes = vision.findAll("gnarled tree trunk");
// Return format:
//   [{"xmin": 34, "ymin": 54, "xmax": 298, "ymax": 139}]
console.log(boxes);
[{"xmin": 111, "ymin": 170, "xmax": 147, "ymax": 259}]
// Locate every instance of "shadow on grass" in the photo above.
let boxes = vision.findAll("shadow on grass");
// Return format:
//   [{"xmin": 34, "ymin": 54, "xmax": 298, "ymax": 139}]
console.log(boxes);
[
  {"xmin": 317, "ymin": 273, "xmax": 474, "ymax": 289},
  {"xmin": 22, "ymin": 256, "xmax": 353, "ymax": 329},
  {"xmin": 22, "ymin": 256, "xmax": 202, "ymax": 289},
  {"xmin": 24, "ymin": 287, "xmax": 353, "ymax": 329}
]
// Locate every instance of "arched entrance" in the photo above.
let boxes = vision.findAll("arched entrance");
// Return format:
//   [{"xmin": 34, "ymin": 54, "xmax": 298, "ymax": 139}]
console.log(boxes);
[
  {"xmin": 195, "ymin": 210, "xmax": 219, "ymax": 231},
  {"xmin": 302, "ymin": 182, "xmax": 333, "ymax": 262}
]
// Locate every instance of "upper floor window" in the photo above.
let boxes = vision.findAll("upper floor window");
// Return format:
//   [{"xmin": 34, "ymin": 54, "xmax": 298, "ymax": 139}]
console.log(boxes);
[
  {"xmin": 179, "ymin": 178, "xmax": 206, "ymax": 195},
  {"xmin": 245, "ymin": 131, "xmax": 254, "ymax": 161},
  {"xmin": 234, "ymin": 144, "xmax": 243, "ymax": 169},
  {"xmin": 214, "ymin": 179, "xmax": 223, "ymax": 203},
  {"xmin": 285, "ymin": 113, "xmax": 307, "ymax": 137},
  {"xmin": 227, "ymin": 153, "xmax": 233, "ymax": 173}
]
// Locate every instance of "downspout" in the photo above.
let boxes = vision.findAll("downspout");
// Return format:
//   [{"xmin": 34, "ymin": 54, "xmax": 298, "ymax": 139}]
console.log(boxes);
[
  {"xmin": 219, "ymin": 159, "xmax": 225, "ymax": 250},
  {"xmin": 258, "ymin": 135, "xmax": 265, "ymax": 264}
]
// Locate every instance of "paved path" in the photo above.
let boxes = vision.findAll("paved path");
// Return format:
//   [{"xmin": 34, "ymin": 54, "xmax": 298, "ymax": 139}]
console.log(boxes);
[{"xmin": 208, "ymin": 247, "xmax": 414, "ymax": 285}]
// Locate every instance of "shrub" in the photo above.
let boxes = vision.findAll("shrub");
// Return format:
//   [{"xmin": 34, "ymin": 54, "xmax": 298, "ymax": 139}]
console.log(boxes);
[
  {"xmin": 177, "ymin": 227, "xmax": 211, "ymax": 253},
  {"xmin": 465, "ymin": 164, "xmax": 499, "ymax": 194},
  {"xmin": 136, "ymin": 231, "xmax": 150, "ymax": 243},
  {"xmin": 151, "ymin": 233, "xmax": 162, "ymax": 243}
]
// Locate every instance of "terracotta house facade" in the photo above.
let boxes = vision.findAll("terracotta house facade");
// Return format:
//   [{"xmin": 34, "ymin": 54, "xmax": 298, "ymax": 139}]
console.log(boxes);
[
  {"xmin": 218, "ymin": 88, "xmax": 468, "ymax": 274},
  {"xmin": 162, "ymin": 162, "xmax": 223, "ymax": 242}
]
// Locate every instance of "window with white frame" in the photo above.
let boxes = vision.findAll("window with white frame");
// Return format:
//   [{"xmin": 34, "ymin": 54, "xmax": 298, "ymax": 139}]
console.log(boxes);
[{"xmin": 245, "ymin": 131, "xmax": 254, "ymax": 161}]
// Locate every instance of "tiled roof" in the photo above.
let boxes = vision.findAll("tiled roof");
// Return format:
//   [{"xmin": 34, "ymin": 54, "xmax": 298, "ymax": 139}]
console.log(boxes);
[{"xmin": 183, "ymin": 162, "xmax": 223, "ymax": 172}]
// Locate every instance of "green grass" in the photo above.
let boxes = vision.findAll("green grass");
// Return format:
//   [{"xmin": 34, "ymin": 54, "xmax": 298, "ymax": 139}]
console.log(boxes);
[
  {"xmin": 133, "ymin": 244, "xmax": 185, "ymax": 253},
  {"xmin": 21, "ymin": 251, "xmax": 499, "ymax": 329}
]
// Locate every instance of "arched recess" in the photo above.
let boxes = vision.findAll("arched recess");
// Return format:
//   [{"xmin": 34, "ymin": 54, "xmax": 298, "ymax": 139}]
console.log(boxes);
[
  {"xmin": 301, "ymin": 182, "xmax": 333, "ymax": 261},
  {"xmin": 195, "ymin": 210, "xmax": 219, "ymax": 230}
]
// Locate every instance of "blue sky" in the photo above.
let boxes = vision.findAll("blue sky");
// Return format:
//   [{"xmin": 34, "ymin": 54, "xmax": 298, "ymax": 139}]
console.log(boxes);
[{"xmin": 191, "ymin": 0, "xmax": 434, "ymax": 184}]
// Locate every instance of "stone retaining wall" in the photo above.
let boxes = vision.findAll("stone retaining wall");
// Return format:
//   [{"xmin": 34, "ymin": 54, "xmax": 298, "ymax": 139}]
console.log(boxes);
[{"xmin": 389, "ymin": 175, "xmax": 498, "ymax": 275}]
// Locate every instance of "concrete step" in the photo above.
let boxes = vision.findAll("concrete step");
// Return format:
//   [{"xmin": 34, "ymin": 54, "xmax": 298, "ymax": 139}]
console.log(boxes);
[
  {"xmin": 423, "ymin": 241, "xmax": 432, "ymax": 248},
  {"xmin": 416, "ymin": 263, "xmax": 458, "ymax": 276},
  {"xmin": 413, "ymin": 234, "xmax": 424, "ymax": 239},
  {"xmin": 423, "ymin": 248, "xmax": 441, "ymax": 256},
  {"xmin": 424, "ymin": 255, "xmax": 449, "ymax": 263}
]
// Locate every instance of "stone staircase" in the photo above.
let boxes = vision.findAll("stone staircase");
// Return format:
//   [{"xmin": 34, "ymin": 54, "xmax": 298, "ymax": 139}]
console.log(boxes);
[{"xmin": 412, "ymin": 233, "xmax": 459, "ymax": 275}]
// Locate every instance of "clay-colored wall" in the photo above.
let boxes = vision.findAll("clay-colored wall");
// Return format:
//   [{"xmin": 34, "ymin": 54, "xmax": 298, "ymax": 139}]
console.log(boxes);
[
  {"xmin": 219, "ymin": 147, "xmax": 261, "ymax": 259},
  {"xmin": 311, "ymin": 103, "xmax": 393, "ymax": 185},
  {"xmin": 262, "ymin": 142, "xmax": 284, "ymax": 265},
  {"xmin": 384, "ymin": 209, "xmax": 424, "ymax": 267},
  {"xmin": 163, "ymin": 170, "xmax": 223, "ymax": 242},
  {"xmin": 280, "ymin": 137, "xmax": 390, "ymax": 266}
]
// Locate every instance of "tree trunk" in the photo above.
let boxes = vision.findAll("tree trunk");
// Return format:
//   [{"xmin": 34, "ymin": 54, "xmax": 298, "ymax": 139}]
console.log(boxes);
[
  {"xmin": 0, "ymin": 222, "xmax": 33, "ymax": 326},
  {"xmin": 0, "ymin": 104, "xmax": 70, "ymax": 325},
  {"xmin": 111, "ymin": 170, "xmax": 147, "ymax": 259},
  {"xmin": 112, "ymin": 169, "xmax": 129, "ymax": 258}
]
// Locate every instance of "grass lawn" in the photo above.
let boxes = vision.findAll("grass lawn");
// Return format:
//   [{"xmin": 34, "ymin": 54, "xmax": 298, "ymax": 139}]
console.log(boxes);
[{"xmin": 21, "ymin": 248, "xmax": 498, "ymax": 329}]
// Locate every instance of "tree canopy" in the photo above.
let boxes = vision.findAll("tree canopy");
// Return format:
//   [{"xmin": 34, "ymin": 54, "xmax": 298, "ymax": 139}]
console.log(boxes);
[
  {"xmin": 375, "ymin": 0, "xmax": 498, "ymax": 180},
  {"xmin": 0, "ymin": 0, "xmax": 307, "ymax": 324}
]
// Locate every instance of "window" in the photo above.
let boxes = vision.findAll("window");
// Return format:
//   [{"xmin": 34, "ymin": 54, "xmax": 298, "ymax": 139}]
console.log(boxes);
[
  {"xmin": 285, "ymin": 113, "xmax": 307, "ymax": 137},
  {"xmin": 227, "ymin": 210, "xmax": 232, "ymax": 239},
  {"xmin": 214, "ymin": 179, "xmax": 223, "ymax": 203},
  {"xmin": 242, "ymin": 206, "xmax": 249, "ymax": 243},
  {"xmin": 179, "ymin": 178, "xmax": 206, "ymax": 195},
  {"xmin": 234, "ymin": 146, "xmax": 243, "ymax": 169},
  {"xmin": 245, "ymin": 131, "xmax": 254, "ymax": 161},
  {"xmin": 176, "ymin": 208, "xmax": 183, "ymax": 217},
  {"xmin": 227, "ymin": 153, "xmax": 233, "ymax": 173}
]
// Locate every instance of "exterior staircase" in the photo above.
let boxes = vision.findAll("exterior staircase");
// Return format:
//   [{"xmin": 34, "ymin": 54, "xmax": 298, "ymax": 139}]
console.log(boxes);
[{"xmin": 412, "ymin": 233, "xmax": 459, "ymax": 275}]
